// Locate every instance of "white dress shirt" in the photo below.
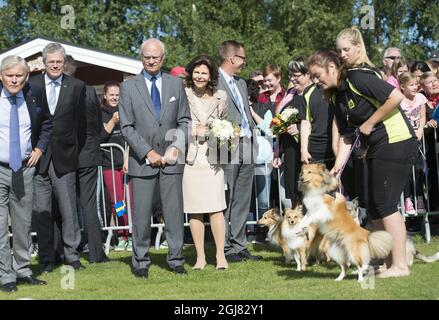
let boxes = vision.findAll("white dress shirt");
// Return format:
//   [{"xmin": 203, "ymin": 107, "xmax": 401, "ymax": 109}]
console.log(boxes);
[
  {"xmin": 0, "ymin": 88, "xmax": 32, "ymax": 163},
  {"xmin": 219, "ymin": 68, "xmax": 250, "ymax": 137},
  {"xmin": 45, "ymin": 73, "xmax": 63, "ymax": 115}
]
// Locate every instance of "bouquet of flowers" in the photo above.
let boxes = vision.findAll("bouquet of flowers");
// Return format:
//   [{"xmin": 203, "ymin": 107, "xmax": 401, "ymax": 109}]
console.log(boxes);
[
  {"xmin": 207, "ymin": 118, "xmax": 241, "ymax": 151},
  {"xmin": 270, "ymin": 107, "xmax": 299, "ymax": 138}
]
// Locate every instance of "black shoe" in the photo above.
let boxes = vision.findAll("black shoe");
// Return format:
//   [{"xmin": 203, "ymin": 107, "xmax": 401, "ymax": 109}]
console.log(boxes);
[
  {"xmin": 225, "ymin": 253, "xmax": 244, "ymax": 263},
  {"xmin": 41, "ymin": 263, "xmax": 55, "ymax": 274},
  {"xmin": 67, "ymin": 261, "xmax": 85, "ymax": 271},
  {"xmin": 133, "ymin": 268, "xmax": 149, "ymax": 278},
  {"xmin": 238, "ymin": 249, "xmax": 263, "ymax": 260},
  {"xmin": 1, "ymin": 282, "xmax": 17, "ymax": 293},
  {"xmin": 16, "ymin": 276, "xmax": 47, "ymax": 286},
  {"xmin": 171, "ymin": 265, "xmax": 187, "ymax": 274}
]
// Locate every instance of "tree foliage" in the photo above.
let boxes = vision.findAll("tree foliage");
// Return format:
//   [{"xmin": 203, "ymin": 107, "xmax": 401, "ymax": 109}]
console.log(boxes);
[{"xmin": 0, "ymin": 0, "xmax": 437, "ymax": 78}]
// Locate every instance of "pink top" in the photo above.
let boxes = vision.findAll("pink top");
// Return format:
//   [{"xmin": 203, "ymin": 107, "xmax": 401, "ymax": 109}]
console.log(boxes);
[
  {"xmin": 400, "ymin": 93, "xmax": 428, "ymax": 129},
  {"xmin": 386, "ymin": 75, "xmax": 400, "ymax": 90}
]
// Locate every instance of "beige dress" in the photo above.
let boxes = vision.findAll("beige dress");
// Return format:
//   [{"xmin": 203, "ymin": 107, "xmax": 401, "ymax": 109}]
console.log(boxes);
[{"xmin": 183, "ymin": 88, "xmax": 228, "ymax": 213}]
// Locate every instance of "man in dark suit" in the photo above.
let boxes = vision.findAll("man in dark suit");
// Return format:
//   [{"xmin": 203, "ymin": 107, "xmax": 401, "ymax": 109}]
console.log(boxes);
[
  {"xmin": 0, "ymin": 55, "xmax": 51, "ymax": 292},
  {"xmin": 64, "ymin": 55, "xmax": 108, "ymax": 263},
  {"xmin": 119, "ymin": 38, "xmax": 190, "ymax": 278},
  {"xmin": 30, "ymin": 43, "xmax": 86, "ymax": 273},
  {"xmin": 217, "ymin": 40, "xmax": 262, "ymax": 263}
]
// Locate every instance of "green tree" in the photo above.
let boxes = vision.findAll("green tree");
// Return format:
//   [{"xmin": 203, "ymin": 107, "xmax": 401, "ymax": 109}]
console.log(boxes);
[{"xmin": 0, "ymin": 0, "xmax": 436, "ymax": 76}]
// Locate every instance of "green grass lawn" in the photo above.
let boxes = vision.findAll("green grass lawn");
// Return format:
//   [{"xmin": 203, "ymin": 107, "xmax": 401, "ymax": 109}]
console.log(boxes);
[{"xmin": 2, "ymin": 235, "xmax": 439, "ymax": 300}]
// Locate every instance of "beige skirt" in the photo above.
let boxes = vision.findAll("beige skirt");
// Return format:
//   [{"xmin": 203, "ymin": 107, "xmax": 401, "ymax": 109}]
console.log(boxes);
[{"xmin": 182, "ymin": 143, "xmax": 226, "ymax": 214}]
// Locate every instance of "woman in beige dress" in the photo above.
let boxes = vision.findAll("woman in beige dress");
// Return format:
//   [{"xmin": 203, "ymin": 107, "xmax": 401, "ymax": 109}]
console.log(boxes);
[{"xmin": 182, "ymin": 55, "xmax": 228, "ymax": 270}]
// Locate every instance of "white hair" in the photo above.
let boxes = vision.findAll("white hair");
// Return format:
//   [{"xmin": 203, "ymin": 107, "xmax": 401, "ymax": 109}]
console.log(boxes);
[
  {"xmin": 383, "ymin": 47, "xmax": 401, "ymax": 59},
  {"xmin": 140, "ymin": 38, "xmax": 166, "ymax": 57},
  {"xmin": 0, "ymin": 55, "xmax": 29, "ymax": 73},
  {"xmin": 42, "ymin": 42, "xmax": 66, "ymax": 63}
]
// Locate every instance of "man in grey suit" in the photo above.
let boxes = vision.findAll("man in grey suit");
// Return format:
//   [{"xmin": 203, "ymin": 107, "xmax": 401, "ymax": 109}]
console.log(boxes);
[
  {"xmin": 217, "ymin": 40, "xmax": 262, "ymax": 263},
  {"xmin": 119, "ymin": 38, "xmax": 190, "ymax": 278},
  {"xmin": 0, "ymin": 56, "xmax": 51, "ymax": 292}
]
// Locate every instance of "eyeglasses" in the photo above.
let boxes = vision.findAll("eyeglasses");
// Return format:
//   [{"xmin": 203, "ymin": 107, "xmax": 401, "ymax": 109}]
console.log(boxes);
[
  {"xmin": 234, "ymin": 54, "xmax": 246, "ymax": 61},
  {"xmin": 424, "ymin": 79, "xmax": 439, "ymax": 86},
  {"xmin": 385, "ymin": 56, "xmax": 400, "ymax": 60},
  {"xmin": 142, "ymin": 55, "xmax": 163, "ymax": 62},
  {"xmin": 289, "ymin": 73, "xmax": 303, "ymax": 80}
]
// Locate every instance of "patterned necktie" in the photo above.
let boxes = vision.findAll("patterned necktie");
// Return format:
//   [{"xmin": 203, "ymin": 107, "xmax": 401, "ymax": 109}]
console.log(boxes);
[
  {"xmin": 9, "ymin": 95, "xmax": 22, "ymax": 172},
  {"xmin": 48, "ymin": 80, "xmax": 57, "ymax": 114},
  {"xmin": 229, "ymin": 79, "xmax": 251, "ymax": 138},
  {"xmin": 151, "ymin": 76, "xmax": 161, "ymax": 120}
]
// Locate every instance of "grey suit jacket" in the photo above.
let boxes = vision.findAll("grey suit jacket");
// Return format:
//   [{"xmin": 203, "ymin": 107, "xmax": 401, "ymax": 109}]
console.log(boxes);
[
  {"xmin": 119, "ymin": 71, "xmax": 190, "ymax": 177},
  {"xmin": 217, "ymin": 72, "xmax": 256, "ymax": 130}
]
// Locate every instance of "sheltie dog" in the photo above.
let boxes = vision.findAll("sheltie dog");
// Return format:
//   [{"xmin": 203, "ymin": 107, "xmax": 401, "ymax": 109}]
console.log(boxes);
[
  {"xmin": 296, "ymin": 163, "xmax": 394, "ymax": 281},
  {"xmin": 257, "ymin": 207, "xmax": 310, "ymax": 271}
]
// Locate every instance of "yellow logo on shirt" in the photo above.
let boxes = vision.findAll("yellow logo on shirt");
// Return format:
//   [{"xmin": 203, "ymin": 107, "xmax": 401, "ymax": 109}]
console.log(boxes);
[{"xmin": 348, "ymin": 99, "xmax": 355, "ymax": 109}]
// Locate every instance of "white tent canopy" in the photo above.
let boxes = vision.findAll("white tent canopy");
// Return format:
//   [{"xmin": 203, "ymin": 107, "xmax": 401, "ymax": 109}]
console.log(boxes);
[{"xmin": 0, "ymin": 36, "xmax": 143, "ymax": 75}]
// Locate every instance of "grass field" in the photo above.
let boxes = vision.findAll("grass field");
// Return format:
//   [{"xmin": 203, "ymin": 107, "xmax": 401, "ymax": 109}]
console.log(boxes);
[{"xmin": 1, "ymin": 235, "xmax": 439, "ymax": 300}]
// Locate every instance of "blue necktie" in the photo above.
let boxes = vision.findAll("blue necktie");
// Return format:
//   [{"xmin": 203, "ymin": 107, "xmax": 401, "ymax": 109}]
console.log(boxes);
[
  {"xmin": 229, "ymin": 79, "xmax": 251, "ymax": 138},
  {"xmin": 9, "ymin": 95, "xmax": 22, "ymax": 172},
  {"xmin": 151, "ymin": 76, "xmax": 161, "ymax": 121}
]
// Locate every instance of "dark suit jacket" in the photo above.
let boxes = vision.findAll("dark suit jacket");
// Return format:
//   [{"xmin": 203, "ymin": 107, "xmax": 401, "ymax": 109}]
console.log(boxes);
[
  {"xmin": 28, "ymin": 73, "xmax": 86, "ymax": 175},
  {"xmin": 0, "ymin": 82, "xmax": 52, "ymax": 154},
  {"xmin": 78, "ymin": 85, "xmax": 103, "ymax": 168}
]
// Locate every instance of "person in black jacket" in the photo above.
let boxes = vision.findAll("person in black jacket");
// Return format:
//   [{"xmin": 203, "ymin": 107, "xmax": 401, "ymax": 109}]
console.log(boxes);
[
  {"xmin": 30, "ymin": 43, "xmax": 87, "ymax": 273},
  {"xmin": 64, "ymin": 55, "xmax": 108, "ymax": 263}
]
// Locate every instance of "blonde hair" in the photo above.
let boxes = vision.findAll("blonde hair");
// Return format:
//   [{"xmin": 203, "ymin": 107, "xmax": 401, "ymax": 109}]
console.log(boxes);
[
  {"xmin": 399, "ymin": 72, "xmax": 416, "ymax": 88},
  {"xmin": 336, "ymin": 27, "xmax": 374, "ymax": 67}
]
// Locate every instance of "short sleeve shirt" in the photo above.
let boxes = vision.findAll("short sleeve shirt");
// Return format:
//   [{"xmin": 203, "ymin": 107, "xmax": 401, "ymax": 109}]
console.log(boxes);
[
  {"xmin": 331, "ymin": 69, "xmax": 415, "ymax": 159},
  {"xmin": 297, "ymin": 84, "xmax": 334, "ymax": 160}
]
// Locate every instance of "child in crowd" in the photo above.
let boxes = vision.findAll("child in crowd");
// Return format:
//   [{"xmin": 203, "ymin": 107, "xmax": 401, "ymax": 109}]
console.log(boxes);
[
  {"xmin": 387, "ymin": 57, "xmax": 409, "ymax": 90},
  {"xmin": 399, "ymin": 72, "xmax": 427, "ymax": 215}
]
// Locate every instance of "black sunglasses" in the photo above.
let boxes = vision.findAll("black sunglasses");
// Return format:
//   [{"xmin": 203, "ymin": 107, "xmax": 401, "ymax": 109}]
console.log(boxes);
[{"xmin": 386, "ymin": 56, "xmax": 400, "ymax": 60}]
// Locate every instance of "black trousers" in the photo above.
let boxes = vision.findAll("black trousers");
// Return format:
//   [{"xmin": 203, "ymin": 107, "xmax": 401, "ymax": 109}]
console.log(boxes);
[{"xmin": 77, "ymin": 166, "xmax": 107, "ymax": 262}]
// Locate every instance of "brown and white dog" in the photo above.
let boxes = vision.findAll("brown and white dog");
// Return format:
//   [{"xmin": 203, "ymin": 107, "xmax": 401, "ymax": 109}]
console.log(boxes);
[
  {"xmin": 296, "ymin": 163, "xmax": 394, "ymax": 281},
  {"xmin": 257, "ymin": 207, "xmax": 310, "ymax": 271}
]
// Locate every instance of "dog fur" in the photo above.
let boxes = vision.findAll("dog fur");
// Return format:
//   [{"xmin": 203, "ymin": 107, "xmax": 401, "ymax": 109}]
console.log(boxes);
[
  {"xmin": 296, "ymin": 163, "xmax": 394, "ymax": 281},
  {"xmin": 257, "ymin": 207, "xmax": 310, "ymax": 271}
]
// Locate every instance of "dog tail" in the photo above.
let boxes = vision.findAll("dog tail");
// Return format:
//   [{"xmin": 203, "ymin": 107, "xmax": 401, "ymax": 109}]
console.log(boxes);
[
  {"xmin": 368, "ymin": 231, "xmax": 393, "ymax": 259},
  {"xmin": 415, "ymin": 251, "xmax": 439, "ymax": 263}
]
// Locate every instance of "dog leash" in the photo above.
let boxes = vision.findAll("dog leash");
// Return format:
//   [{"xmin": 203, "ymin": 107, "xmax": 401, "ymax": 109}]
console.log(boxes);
[{"xmin": 335, "ymin": 129, "xmax": 362, "ymax": 181}]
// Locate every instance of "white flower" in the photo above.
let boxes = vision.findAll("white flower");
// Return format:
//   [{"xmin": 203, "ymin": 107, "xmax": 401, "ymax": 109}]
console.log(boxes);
[
  {"xmin": 210, "ymin": 119, "xmax": 234, "ymax": 142},
  {"xmin": 280, "ymin": 108, "xmax": 298, "ymax": 122}
]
